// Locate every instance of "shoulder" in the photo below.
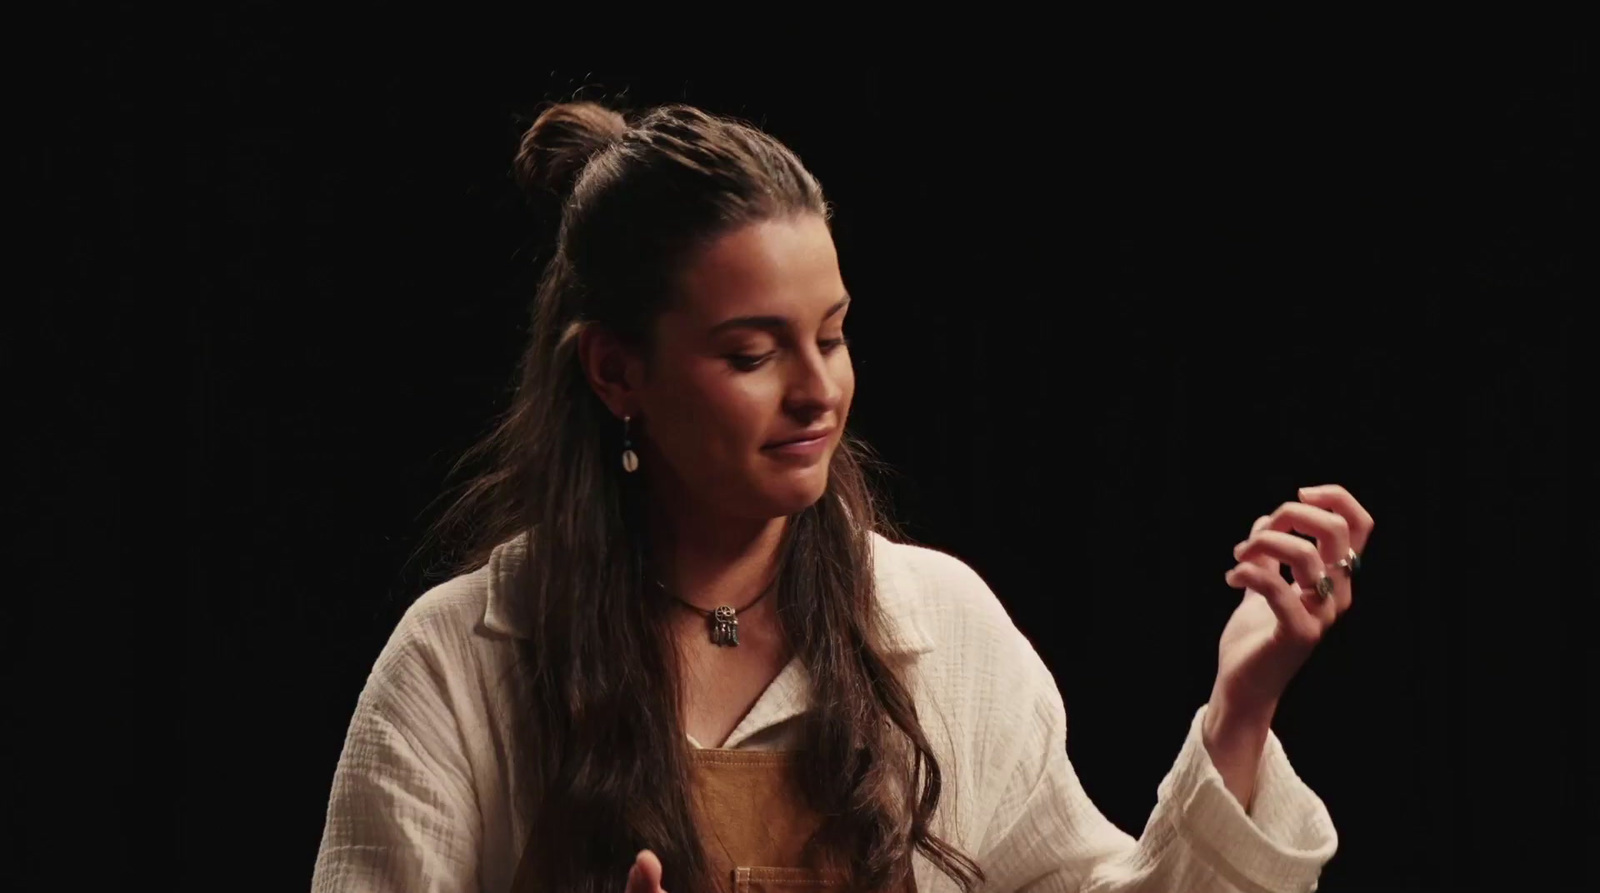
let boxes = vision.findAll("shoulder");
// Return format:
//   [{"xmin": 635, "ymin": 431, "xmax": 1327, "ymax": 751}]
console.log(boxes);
[
  {"xmin": 360, "ymin": 549, "xmax": 518, "ymax": 715},
  {"xmin": 399, "ymin": 567, "xmax": 494, "ymax": 641},
  {"xmin": 870, "ymin": 534, "xmax": 1069, "ymax": 807},
  {"xmin": 871, "ymin": 532, "xmax": 1032, "ymax": 656},
  {"xmin": 383, "ymin": 565, "xmax": 496, "ymax": 663},
  {"xmin": 389, "ymin": 530, "xmax": 532, "ymax": 654},
  {"xmin": 870, "ymin": 533, "xmax": 1061, "ymax": 723}
]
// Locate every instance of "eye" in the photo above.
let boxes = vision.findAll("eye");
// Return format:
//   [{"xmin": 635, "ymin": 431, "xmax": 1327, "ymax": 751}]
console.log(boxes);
[
  {"xmin": 820, "ymin": 336, "xmax": 849, "ymax": 354},
  {"xmin": 726, "ymin": 351, "xmax": 775, "ymax": 372}
]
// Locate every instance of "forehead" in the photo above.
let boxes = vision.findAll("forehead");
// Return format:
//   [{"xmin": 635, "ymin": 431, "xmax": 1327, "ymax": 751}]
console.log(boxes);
[{"xmin": 672, "ymin": 214, "xmax": 844, "ymax": 323}]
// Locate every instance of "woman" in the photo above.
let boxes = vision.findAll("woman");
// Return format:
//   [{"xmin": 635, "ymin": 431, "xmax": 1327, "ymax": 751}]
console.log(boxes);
[{"xmin": 311, "ymin": 100, "xmax": 1372, "ymax": 893}]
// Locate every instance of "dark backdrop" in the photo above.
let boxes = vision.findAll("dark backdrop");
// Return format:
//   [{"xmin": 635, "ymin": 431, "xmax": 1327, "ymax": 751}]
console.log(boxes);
[{"xmin": 23, "ymin": 10, "xmax": 1585, "ymax": 892}]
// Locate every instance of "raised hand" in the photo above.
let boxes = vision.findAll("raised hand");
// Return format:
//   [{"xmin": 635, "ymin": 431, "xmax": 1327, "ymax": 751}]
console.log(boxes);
[{"xmin": 1214, "ymin": 483, "xmax": 1374, "ymax": 717}]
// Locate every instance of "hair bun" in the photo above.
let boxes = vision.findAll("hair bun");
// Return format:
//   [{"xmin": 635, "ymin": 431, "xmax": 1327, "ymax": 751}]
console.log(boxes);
[{"xmin": 513, "ymin": 101, "xmax": 628, "ymax": 202}]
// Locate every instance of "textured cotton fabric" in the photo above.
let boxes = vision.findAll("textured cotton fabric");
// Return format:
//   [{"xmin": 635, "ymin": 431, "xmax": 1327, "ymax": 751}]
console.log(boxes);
[{"xmin": 311, "ymin": 532, "xmax": 1337, "ymax": 892}]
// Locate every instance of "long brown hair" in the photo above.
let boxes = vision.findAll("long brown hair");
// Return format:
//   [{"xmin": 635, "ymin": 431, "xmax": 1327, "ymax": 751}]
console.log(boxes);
[{"xmin": 424, "ymin": 100, "xmax": 983, "ymax": 893}]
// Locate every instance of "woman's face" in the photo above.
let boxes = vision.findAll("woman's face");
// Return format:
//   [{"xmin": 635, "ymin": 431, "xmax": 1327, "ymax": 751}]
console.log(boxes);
[{"xmin": 634, "ymin": 213, "xmax": 855, "ymax": 521}]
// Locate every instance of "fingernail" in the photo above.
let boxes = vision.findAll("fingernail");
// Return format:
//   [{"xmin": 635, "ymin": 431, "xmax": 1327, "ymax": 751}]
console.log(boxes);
[
  {"xmin": 1232, "ymin": 541, "xmax": 1245, "ymax": 558},
  {"xmin": 1298, "ymin": 487, "xmax": 1312, "ymax": 499}
]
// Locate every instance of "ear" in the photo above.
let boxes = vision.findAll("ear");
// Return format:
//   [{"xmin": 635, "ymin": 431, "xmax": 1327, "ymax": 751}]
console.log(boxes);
[{"xmin": 576, "ymin": 324, "xmax": 644, "ymax": 419}]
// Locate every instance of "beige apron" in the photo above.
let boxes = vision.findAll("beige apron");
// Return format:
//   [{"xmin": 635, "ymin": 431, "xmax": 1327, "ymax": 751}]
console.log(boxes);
[{"xmin": 511, "ymin": 748, "xmax": 913, "ymax": 892}]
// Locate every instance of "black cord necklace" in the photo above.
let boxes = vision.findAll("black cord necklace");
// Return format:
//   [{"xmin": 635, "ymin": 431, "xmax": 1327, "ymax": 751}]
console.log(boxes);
[{"xmin": 654, "ymin": 575, "xmax": 777, "ymax": 647}]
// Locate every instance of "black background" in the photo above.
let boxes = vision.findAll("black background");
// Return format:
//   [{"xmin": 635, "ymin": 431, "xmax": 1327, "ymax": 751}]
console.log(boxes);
[{"xmin": 21, "ymin": 8, "xmax": 1586, "ymax": 892}]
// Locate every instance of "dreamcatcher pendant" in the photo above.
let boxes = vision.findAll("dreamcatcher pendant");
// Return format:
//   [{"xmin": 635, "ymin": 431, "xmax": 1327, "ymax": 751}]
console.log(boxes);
[{"xmin": 709, "ymin": 605, "xmax": 740, "ymax": 647}]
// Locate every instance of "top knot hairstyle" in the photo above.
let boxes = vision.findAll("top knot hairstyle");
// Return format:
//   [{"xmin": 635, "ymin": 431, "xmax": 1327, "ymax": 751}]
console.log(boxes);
[
  {"xmin": 428, "ymin": 99, "xmax": 984, "ymax": 893},
  {"xmin": 512, "ymin": 100, "xmax": 627, "ymax": 200}
]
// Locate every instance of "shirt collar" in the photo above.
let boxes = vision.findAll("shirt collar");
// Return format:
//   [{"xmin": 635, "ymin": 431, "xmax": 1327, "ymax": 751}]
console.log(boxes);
[{"xmin": 481, "ymin": 529, "xmax": 936, "ymax": 658}]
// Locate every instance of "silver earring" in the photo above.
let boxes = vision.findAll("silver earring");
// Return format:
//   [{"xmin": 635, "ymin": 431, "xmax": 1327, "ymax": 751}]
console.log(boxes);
[{"xmin": 621, "ymin": 415, "xmax": 639, "ymax": 473}]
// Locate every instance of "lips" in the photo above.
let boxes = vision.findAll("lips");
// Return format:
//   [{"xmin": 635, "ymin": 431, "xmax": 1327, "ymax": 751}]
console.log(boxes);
[{"xmin": 763, "ymin": 427, "xmax": 836, "ymax": 449}]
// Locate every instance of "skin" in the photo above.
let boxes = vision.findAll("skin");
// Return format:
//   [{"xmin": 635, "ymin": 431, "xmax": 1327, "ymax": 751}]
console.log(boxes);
[
  {"xmin": 580, "ymin": 212, "xmax": 854, "ymax": 753},
  {"xmin": 581, "ymin": 214, "xmax": 1376, "ymax": 891},
  {"xmin": 1206, "ymin": 484, "xmax": 1375, "ymax": 810},
  {"xmin": 583, "ymin": 214, "xmax": 854, "ymax": 893}
]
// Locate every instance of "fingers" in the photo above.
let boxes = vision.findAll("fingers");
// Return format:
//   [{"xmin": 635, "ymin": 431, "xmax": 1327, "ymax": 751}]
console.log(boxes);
[
  {"xmin": 1245, "ymin": 516, "xmax": 1276, "ymax": 570},
  {"xmin": 1224, "ymin": 561, "xmax": 1327, "ymax": 642},
  {"xmin": 627, "ymin": 850, "xmax": 666, "ymax": 893},
  {"xmin": 1262, "ymin": 501, "xmax": 1352, "ymax": 567},
  {"xmin": 1226, "ymin": 485, "xmax": 1369, "ymax": 626},
  {"xmin": 1234, "ymin": 529, "xmax": 1327, "ymax": 592},
  {"xmin": 1296, "ymin": 484, "xmax": 1375, "ymax": 553}
]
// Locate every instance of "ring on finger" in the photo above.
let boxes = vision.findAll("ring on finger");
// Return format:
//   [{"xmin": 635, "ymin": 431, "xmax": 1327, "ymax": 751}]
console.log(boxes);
[
  {"xmin": 1335, "ymin": 548, "xmax": 1361, "ymax": 577},
  {"xmin": 1314, "ymin": 574, "xmax": 1335, "ymax": 602}
]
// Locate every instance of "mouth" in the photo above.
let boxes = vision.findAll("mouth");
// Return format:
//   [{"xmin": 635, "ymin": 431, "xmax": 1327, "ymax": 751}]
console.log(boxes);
[{"xmin": 762, "ymin": 427, "xmax": 837, "ymax": 453}]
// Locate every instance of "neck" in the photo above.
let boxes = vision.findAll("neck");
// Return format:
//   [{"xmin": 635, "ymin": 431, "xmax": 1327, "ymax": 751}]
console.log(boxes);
[{"xmin": 647, "ymin": 490, "xmax": 787, "ymax": 613}]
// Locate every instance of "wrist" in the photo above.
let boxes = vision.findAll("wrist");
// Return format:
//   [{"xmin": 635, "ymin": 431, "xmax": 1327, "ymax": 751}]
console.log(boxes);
[
  {"xmin": 1202, "ymin": 695, "xmax": 1275, "ymax": 812},
  {"xmin": 1203, "ymin": 692, "xmax": 1275, "ymax": 750}
]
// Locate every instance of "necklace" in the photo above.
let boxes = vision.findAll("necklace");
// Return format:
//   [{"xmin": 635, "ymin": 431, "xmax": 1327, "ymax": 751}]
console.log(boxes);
[{"xmin": 654, "ymin": 575, "xmax": 777, "ymax": 647}]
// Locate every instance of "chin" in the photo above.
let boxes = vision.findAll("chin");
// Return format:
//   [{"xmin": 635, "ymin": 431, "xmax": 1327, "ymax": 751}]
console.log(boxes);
[{"xmin": 753, "ymin": 467, "xmax": 832, "ymax": 517}]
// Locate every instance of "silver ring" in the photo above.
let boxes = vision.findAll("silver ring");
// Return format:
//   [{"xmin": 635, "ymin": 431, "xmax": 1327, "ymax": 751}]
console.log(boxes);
[
  {"xmin": 1335, "ymin": 548, "xmax": 1361, "ymax": 577},
  {"xmin": 1315, "ymin": 575, "xmax": 1335, "ymax": 601}
]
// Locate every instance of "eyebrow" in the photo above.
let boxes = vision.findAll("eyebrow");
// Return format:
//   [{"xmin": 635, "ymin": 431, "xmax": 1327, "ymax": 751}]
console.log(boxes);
[{"xmin": 708, "ymin": 294, "xmax": 851, "ymax": 337}]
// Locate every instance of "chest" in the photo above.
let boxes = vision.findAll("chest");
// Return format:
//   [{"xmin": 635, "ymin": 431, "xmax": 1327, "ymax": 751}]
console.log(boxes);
[{"xmin": 675, "ymin": 611, "xmax": 792, "ymax": 748}]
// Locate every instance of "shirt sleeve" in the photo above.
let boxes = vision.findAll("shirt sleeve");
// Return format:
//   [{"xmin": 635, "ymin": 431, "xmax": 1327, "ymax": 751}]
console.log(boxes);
[
  {"xmin": 975, "ymin": 665, "xmax": 1337, "ymax": 893},
  {"xmin": 311, "ymin": 603, "xmax": 483, "ymax": 893}
]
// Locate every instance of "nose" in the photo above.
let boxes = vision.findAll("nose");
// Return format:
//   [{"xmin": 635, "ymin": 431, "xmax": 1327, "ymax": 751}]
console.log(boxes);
[{"xmin": 782, "ymin": 344, "xmax": 844, "ymax": 421}]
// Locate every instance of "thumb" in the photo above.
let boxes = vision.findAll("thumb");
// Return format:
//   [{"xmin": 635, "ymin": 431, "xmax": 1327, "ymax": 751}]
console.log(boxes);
[{"xmin": 627, "ymin": 849, "xmax": 666, "ymax": 893}]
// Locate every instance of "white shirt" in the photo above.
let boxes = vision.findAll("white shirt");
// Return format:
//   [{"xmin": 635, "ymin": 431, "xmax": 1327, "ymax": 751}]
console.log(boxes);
[{"xmin": 311, "ymin": 532, "xmax": 1337, "ymax": 892}]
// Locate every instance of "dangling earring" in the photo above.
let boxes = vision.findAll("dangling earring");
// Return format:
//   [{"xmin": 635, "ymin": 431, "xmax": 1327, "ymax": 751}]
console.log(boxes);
[{"xmin": 621, "ymin": 414, "xmax": 639, "ymax": 473}]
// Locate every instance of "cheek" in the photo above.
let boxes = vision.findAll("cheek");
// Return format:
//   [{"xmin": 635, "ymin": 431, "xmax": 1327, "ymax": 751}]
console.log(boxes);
[
  {"xmin": 649, "ymin": 366, "xmax": 778, "ymax": 454},
  {"xmin": 838, "ymin": 356, "xmax": 856, "ymax": 413},
  {"xmin": 707, "ymin": 378, "xmax": 778, "ymax": 447},
  {"xmin": 828, "ymin": 352, "xmax": 856, "ymax": 425}
]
